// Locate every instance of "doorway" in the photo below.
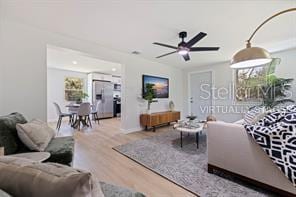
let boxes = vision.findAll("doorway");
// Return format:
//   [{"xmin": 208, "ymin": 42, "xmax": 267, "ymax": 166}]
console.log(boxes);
[
  {"xmin": 46, "ymin": 45, "xmax": 123, "ymax": 130},
  {"xmin": 189, "ymin": 70, "xmax": 213, "ymax": 120}
]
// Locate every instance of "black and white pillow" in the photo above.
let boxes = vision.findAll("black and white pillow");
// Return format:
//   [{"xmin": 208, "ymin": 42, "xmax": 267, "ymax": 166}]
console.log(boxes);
[
  {"xmin": 257, "ymin": 105, "xmax": 296, "ymax": 126},
  {"xmin": 285, "ymin": 105, "xmax": 296, "ymax": 113},
  {"xmin": 244, "ymin": 106, "xmax": 265, "ymax": 125},
  {"xmin": 245, "ymin": 112, "xmax": 296, "ymax": 187}
]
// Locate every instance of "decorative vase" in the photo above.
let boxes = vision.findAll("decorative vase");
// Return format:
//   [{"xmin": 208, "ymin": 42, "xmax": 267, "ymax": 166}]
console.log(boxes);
[
  {"xmin": 169, "ymin": 101, "xmax": 175, "ymax": 111},
  {"xmin": 147, "ymin": 101, "xmax": 152, "ymax": 114}
]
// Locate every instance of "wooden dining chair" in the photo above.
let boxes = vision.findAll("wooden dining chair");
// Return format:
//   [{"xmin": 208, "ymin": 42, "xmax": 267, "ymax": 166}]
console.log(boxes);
[
  {"xmin": 53, "ymin": 102, "xmax": 73, "ymax": 131},
  {"xmin": 76, "ymin": 102, "xmax": 92, "ymax": 130}
]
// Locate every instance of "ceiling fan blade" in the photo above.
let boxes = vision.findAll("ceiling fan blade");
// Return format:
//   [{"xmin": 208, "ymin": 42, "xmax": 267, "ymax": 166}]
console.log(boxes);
[
  {"xmin": 182, "ymin": 53, "xmax": 190, "ymax": 61},
  {"xmin": 156, "ymin": 51, "xmax": 177, "ymax": 58},
  {"xmin": 185, "ymin": 32, "xmax": 207, "ymax": 48},
  {"xmin": 190, "ymin": 47, "xmax": 220, "ymax": 51},
  {"xmin": 153, "ymin": 42, "xmax": 178, "ymax": 49}
]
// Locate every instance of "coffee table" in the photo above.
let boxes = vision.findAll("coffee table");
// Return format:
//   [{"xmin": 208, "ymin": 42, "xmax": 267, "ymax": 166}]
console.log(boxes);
[
  {"xmin": 8, "ymin": 152, "xmax": 51, "ymax": 162},
  {"xmin": 174, "ymin": 122, "xmax": 204, "ymax": 149}
]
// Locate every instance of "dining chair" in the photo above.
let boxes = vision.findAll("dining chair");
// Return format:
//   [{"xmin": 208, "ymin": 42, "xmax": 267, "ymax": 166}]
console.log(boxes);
[
  {"xmin": 53, "ymin": 102, "xmax": 73, "ymax": 131},
  {"xmin": 76, "ymin": 102, "xmax": 92, "ymax": 130},
  {"xmin": 91, "ymin": 101, "xmax": 101, "ymax": 124}
]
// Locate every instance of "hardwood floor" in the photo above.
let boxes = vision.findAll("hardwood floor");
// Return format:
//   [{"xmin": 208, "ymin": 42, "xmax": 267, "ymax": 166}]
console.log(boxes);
[{"xmin": 51, "ymin": 118, "xmax": 195, "ymax": 197}]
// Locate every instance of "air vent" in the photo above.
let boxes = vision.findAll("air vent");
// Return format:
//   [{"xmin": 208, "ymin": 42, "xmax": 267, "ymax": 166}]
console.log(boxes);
[{"xmin": 131, "ymin": 51, "xmax": 141, "ymax": 55}]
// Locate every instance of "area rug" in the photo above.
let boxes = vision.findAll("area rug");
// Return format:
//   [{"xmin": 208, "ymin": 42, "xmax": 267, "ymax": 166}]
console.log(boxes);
[{"xmin": 113, "ymin": 130, "xmax": 275, "ymax": 197}]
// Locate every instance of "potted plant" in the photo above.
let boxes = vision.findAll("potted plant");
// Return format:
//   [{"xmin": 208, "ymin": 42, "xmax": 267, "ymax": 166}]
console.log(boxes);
[
  {"xmin": 169, "ymin": 100, "xmax": 175, "ymax": 112},
  {"xmin": 260, "ymin": 75, "xmax": 294, "ymax": 109},
  {"xmin": 75, "ymin": 92, "xmax": 89, "ymax": 104},
  {"xmin": 143, "ymin": 83, "xmax": 157, "ymax": 114}
]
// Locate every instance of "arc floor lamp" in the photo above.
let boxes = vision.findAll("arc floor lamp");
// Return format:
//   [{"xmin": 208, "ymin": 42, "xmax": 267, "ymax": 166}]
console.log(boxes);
[{"xmin": 230, "ymin": 8, "xmax": 296, "ymax": 69}]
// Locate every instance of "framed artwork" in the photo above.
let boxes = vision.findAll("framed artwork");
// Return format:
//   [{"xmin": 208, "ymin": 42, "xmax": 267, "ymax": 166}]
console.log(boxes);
[
  {"xmin": 142, "ymin": 75, "xmax": 169, "ymax": 98},
  {"xmin": 64, "ymin": 77, "xmax": 84, "ymax": 101}
]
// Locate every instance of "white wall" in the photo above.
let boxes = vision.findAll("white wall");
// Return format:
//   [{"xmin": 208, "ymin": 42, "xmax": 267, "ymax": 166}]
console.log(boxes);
[
  {"xmin": 122, "ymin": 56, "xmax": 184, "ymax": 132},
  {"xmin": 0, "ymin": 20, "xmax": 183, "ymax": 132},
  {"xmin": 183, "ymin": 48, "xmax": 296, "ymax": 122},
  {"xmin": 47, "ymin": 68, "xmax": 88, "ymax": 121},
  {"xmin": 0, "ymin": 20, "xmax": 47, "ymax": 120}
]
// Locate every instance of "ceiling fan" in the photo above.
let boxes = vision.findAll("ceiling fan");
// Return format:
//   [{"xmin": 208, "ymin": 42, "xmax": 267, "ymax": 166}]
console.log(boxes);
[{"xmin": 153, "ymin": 31, "xmax": 219, "ymax": 61}]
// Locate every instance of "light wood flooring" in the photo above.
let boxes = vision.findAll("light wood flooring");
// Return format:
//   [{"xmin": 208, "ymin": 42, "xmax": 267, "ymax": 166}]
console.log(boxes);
[{"xmin": 51, "ymin": 118, "xmax": 195, "ymax": 197}]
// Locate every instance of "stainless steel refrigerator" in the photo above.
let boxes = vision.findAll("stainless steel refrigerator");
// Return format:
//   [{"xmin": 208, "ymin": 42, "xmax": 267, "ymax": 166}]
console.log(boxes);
[{"xmin": 92, "ymin": 80, "xmax": 114, "ymax": 118}]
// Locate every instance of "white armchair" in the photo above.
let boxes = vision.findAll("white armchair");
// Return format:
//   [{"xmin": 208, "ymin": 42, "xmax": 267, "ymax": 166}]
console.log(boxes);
[{"xmin": 207, "ymin": 121, "xmax": 296, "ymax": 196}]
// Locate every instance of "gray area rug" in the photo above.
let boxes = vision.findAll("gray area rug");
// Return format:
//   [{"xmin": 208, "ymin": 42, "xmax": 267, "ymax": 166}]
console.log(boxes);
[{"xmin": 114, "ymin": 130, "xmax": 275, "ymax": 197}]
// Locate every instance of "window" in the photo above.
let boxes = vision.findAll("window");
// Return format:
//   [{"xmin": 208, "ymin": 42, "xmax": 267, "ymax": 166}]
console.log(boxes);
[
  {"xmin": 234, "ymin": 59, "xmax": 279, "ymax": 102},
  {"xmin": 64, "ymin": 77, "xmax": 84, "ymax": 101}
]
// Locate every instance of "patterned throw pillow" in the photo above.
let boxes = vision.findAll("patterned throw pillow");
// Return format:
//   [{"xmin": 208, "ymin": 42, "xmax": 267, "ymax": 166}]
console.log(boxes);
[
  {"xmin": 244, "ymin": 106, "xmax": 266, "ymax": 125},
  {"xmin": 257, "ymin": 105, "xmax": 296, "ymax": 126},
  {"xmin": 245, "ymin": 112, "xmax": 296, "ymax": 186},
  {"xmin": 285, "ymin": 105, "xmax": 296, "ymax": 113}
]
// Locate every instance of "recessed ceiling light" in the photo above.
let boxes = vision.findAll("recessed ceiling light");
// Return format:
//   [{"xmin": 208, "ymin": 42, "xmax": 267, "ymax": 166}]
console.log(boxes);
[
  {"xmin": 72, "ymin": 61, "xmax": 77, "ymax": 65},
  {"xmin": 112, "ymin": 68, "xmax": 116, "ymax": 72}
]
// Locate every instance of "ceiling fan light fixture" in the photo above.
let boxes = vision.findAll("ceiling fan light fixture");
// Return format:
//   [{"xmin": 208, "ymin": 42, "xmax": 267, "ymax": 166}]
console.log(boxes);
[
  {"xmin": 153, "ymin": 31, "xmax": 219, "ymax": 61},
  {"xmin": 178, "ymin": 47, "xmax": 189, "ymax": 55}
]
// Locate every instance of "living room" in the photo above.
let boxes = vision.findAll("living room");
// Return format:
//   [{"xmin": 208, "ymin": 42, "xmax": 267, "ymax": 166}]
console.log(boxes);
[{"xmin": 0, "ymin": 1, "xmax": 296, "ymax": 197}]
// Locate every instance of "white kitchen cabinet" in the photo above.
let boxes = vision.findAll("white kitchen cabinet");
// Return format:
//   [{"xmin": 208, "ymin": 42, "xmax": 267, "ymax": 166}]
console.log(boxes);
[
  {"xmin": 112, "ymin": 76, "xmax": 121, "ymax": 84},
  {"xmin": 89, "ymin": 73, "xmax": 113, "ymax": 82}
]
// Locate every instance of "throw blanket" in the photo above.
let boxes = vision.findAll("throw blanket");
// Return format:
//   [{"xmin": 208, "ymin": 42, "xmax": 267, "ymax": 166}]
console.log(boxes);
[{"xmin": 244, "ymin": 105, "xmax": 296, "ymax": 187}]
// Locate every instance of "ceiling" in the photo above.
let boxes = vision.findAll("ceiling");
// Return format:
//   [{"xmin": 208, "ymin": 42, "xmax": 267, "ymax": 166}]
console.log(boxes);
[
  {"xmin": 47, "ymin": 46, "xmax": 122, "ymax": 75},
  {"xmin": 1, "ymin": 0, "xmax": 296, "ymax": 68}
]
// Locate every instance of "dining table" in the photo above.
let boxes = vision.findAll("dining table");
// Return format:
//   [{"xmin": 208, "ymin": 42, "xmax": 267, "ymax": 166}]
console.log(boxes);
[{"xmin": 65, "ymin": 103, "xmax": 94, "ymax": 129}]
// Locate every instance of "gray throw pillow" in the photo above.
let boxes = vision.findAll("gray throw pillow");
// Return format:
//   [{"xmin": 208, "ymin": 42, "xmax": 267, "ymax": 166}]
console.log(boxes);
[{"xmin": 16, "ymin": 119, "xmax": 56, "ymax": 151}]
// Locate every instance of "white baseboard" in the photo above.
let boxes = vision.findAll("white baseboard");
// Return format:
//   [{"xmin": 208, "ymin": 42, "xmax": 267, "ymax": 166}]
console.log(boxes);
[{"xmin": 47, "ymin": 118, "xmax": 58, "ymax": 123}]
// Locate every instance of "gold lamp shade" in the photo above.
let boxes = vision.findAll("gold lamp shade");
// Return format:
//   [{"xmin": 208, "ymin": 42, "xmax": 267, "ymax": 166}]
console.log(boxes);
[
  {"xmin": 230, "ymin": 44, "xmax": 272, "ymax": 69},
  {"xmin": 230, "ymin": 8, "xmax": 296, "ymax": 69}
]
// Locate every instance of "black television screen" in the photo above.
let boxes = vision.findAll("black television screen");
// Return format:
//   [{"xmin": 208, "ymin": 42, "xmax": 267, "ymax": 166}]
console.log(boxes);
[{"xmin": 142, "ymin": 75, "xmax": 169, "ymax": 98}]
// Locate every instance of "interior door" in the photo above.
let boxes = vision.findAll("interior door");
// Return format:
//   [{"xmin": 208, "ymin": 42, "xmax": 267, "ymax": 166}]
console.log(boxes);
[{"xmin": 189, "ymin": 71, "xmax": 213, "ymax": 120}]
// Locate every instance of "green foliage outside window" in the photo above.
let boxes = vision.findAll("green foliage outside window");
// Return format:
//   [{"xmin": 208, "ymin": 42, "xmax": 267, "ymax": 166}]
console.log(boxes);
[
  {"xmin": 235, "ymin": 58, "xmax": 294, "ymax": 108},
  {"xmin": 235, "ymin": 58, "xmax": 279, "ymax": 102}
]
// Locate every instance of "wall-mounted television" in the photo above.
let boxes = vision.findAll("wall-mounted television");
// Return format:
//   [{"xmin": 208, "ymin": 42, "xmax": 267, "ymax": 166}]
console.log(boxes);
[{"xmin": 142, "ymin": 75, "xmax": 169, "ymax": 98}]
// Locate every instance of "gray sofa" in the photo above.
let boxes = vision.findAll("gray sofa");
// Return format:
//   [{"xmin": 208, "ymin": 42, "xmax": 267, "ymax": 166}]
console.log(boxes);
[
  {"xmin": 207, "ymin": 121, "xmax": 296, "ymax": 196},
  {"xmin": 0, "ymin": 113, "xmax": 74, "ymax": 166},
  {"xmin": 0, "ymin": 183, "xmax": 145, "ymax": 197}
]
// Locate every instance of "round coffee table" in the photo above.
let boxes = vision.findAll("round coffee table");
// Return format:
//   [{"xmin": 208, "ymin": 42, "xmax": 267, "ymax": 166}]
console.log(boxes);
[
  {"xmin": 9, "ymin": 152, "xmax": 51, "ymax": 162},
  {"xmin": 174, "ymin": 122, "xmax": 204, "ymax": 149}
]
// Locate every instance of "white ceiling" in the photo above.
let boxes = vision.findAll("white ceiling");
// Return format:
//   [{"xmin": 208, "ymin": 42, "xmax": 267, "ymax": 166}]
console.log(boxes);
[
  {"xmin": 2, "ymin": 0, "xmax": 296, "ymax": 68},
  {"xmin": 47, "ymin": 46, "xmax": 122, "ymax": 75}
]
